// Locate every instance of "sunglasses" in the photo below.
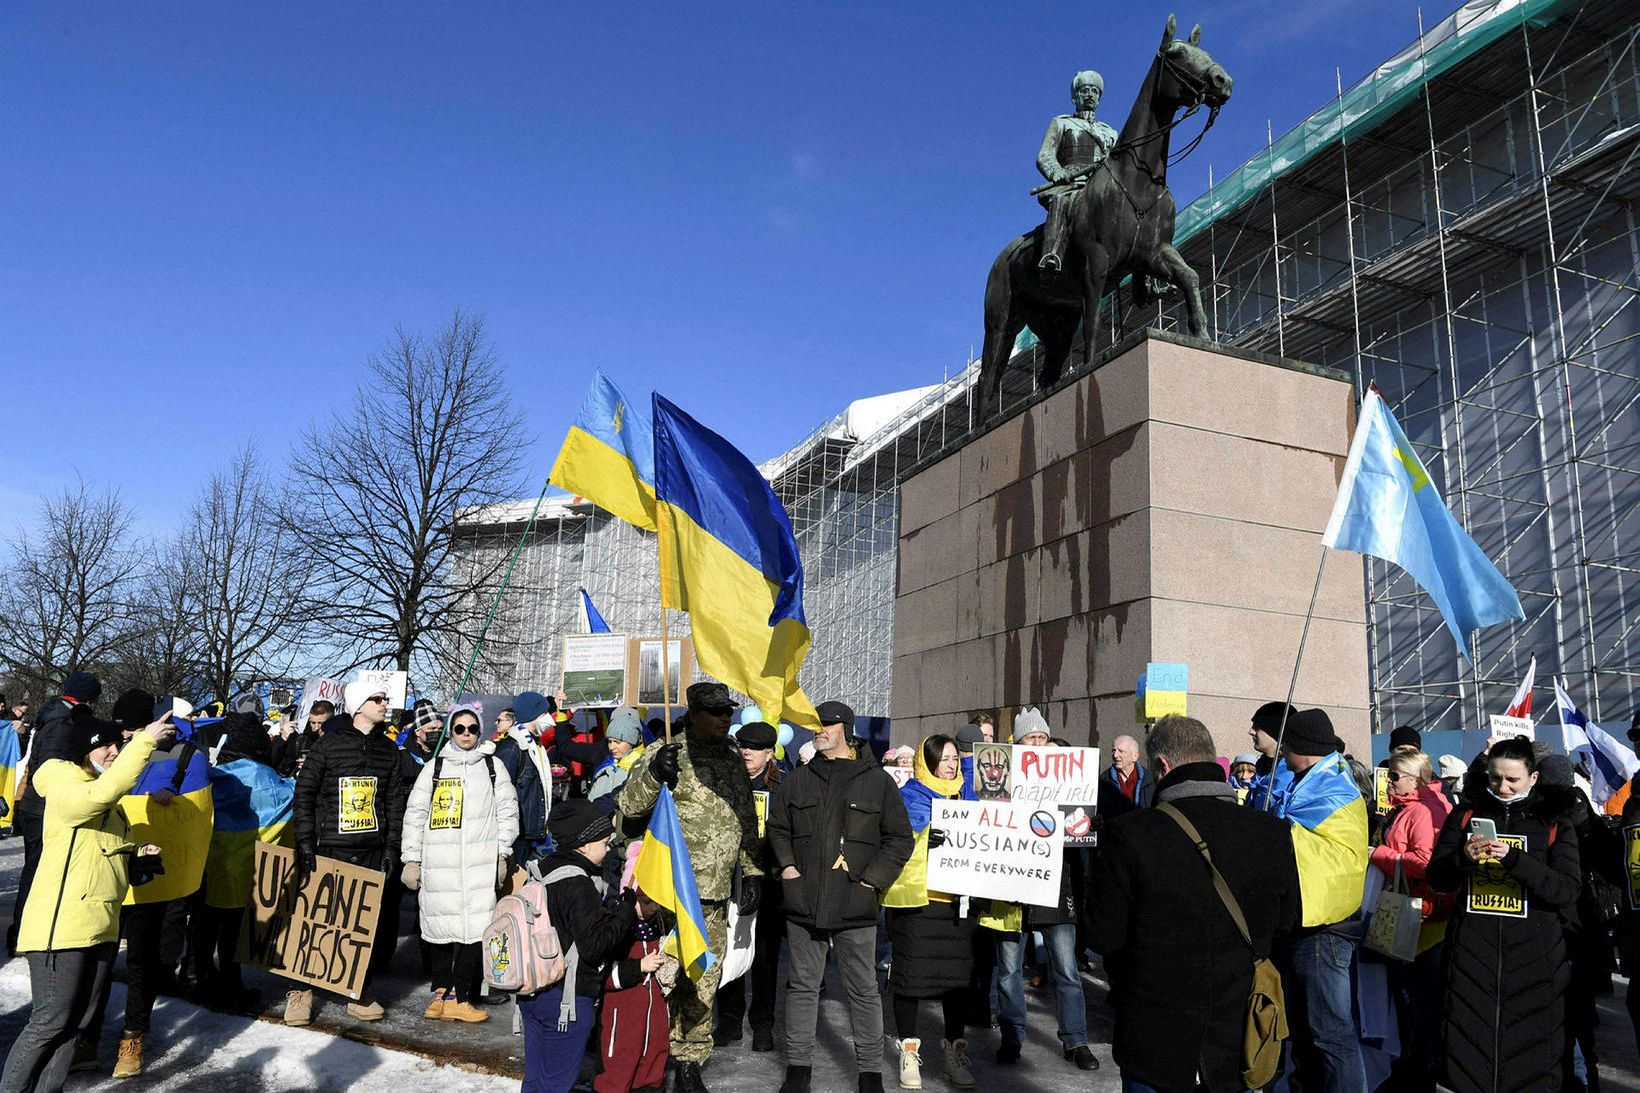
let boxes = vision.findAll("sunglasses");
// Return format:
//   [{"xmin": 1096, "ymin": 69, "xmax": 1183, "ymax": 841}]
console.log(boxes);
[
  {"xmin": 451, "ymin": 723, "xmax": 481, "ymax": 736},
  {"xmin": 704, "ymin": 705, "xmax": 736, "ymax": 717}
]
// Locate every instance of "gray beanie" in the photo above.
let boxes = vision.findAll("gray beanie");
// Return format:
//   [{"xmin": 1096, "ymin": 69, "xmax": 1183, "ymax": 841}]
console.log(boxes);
[{"xmin": 605, "ymin": 707, "xmax": 643, "ymax": 746}]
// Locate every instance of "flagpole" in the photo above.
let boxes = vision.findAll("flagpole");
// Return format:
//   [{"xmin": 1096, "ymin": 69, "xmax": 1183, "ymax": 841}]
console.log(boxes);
[
  {"xmin": 1265, "ymin": 546, "xmax": 1331, "ymax": 812},
  {"xmin": 660, "ymin": 603, "xmax": 673, "ymax": 744}
]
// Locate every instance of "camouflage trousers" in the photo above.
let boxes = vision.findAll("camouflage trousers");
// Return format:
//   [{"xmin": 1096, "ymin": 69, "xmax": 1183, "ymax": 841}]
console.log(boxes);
[{"xmin": 669, "ymin": 899, "xmax": 730, "ymax": 1064}]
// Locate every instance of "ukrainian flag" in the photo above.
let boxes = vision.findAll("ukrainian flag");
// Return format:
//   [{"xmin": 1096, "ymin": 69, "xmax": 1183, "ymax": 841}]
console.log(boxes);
[
  {"xmin": 1323, "ymin": 386, "xmax": 1523, "ymax": 658},
  {"xmin": 0, "ymin": 720, "xmax": 20, "ymax": 832},
  {"xmin": 1276, "ymin": 753, "xmax": 1369, "ymax": 927},
  {"xmin": 204, "ymin": 758, "xmax": 295, "ymax": 909},
  {"xmin": 549, "ymin": 369, "xmax": 658, "ymax": 531},
  {"xmin": 121, "ymin": 748, "xmax": 215, "ymax": 905},
  {"xmin": 633, "ymin": 785, "xmax": 716, "ymax": 980},
  {"xmin": 652, "ymin": 394, "xmax": 819, "ymax": 727}
]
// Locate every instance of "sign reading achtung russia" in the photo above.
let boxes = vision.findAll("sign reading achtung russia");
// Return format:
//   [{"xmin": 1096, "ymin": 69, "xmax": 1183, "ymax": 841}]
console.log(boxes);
[{"xmin": 240, "ymin": 842, "xmax": 385, "ymax": 1000}]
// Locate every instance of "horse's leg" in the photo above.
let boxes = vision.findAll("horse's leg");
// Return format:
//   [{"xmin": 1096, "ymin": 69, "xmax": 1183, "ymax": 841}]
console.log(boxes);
[
  {"xmin": 1078, "ymin": 247, "xmax": 1110, "ymax": 366},
  {"xmin": 980, "ymin": 311, "xmax": 1024, "ymax": 416},
  {"xmin": 1036, "ymin": 316, "xmax": 1076, "ymax": 389},
  {"xmin": 1156, "ymin": 242, "xmax": 1208, "ymax": 338}
]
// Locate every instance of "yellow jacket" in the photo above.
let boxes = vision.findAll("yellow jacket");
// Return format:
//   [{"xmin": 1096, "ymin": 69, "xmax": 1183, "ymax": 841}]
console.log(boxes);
[{"xmin": 17, "ymin": 734, "xmax": 157, "ymax": 952}]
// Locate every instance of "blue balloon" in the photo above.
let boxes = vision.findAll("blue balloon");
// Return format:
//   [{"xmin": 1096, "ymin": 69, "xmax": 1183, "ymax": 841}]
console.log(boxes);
[
  {"xmin": 740, "ymin": 705, "xmax": 763, "ymax": 726},
  {"xmin": 776, "ymin": 723, "xmax": 794, "ymax": 749}
]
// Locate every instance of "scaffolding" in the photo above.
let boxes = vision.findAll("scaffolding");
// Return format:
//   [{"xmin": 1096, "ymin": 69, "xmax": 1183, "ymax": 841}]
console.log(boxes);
[{"xmin": 449, "ymin": 0, "xmax": 1639, "ymax": 730}]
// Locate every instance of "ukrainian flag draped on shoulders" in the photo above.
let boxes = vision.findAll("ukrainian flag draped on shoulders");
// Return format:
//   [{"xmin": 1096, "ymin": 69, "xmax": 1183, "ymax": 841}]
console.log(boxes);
[
  {"xmin": 0, "ymin": 720, "xmax": 21, "ymax": 832},
  {"xmin": 633, "ymin": 785, "xmax": 715, "ymax": 980},
  {"xmin": 651, "ymin": 393, "xmax": 818, "ymax": 727},
  {"xmin": 205, "ymin": 759, "xmax": 296, "ymax": 908},
  {"xmin": 1274, "ymin": 753, "xmax": 1369, "ymax": 927},
  {"xmin": 549, "ymin": 369, "xmax": 658, "ymax": 531},
  {"xmin": 884, "ymin": 738, "xmax": 964, "ymax": 910},
  {"xmin": 121, "ymin": 748, "xmax": 215, "ymax": 905},
  {"xmin": 1323, "ymin": 386, "xmax": 1523, "ymax": 658}
]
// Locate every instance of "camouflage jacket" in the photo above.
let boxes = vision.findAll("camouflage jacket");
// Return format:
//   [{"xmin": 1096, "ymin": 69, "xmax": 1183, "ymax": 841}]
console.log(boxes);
[{"xmin": 616, "ymin": 741, "xmax": 762, "ymax": 901}]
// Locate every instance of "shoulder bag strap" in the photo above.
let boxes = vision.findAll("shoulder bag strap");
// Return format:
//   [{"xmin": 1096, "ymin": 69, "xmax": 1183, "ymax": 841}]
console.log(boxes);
[{"xmin": 1157, "ymin": 801, "xmax": 1253, "ymax": 950}]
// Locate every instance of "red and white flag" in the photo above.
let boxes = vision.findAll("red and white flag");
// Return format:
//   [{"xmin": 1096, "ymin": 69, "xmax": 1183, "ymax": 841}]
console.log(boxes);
[{"xmin": 1504, "ymin": 654, "xmax": 1536, "ymax": 718}]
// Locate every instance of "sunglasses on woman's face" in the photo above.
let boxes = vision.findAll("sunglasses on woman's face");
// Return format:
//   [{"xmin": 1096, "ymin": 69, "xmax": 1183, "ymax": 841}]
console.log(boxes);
[{"xmin": 452, "ymin": 723, "xmax": 480, "ymax": 736}]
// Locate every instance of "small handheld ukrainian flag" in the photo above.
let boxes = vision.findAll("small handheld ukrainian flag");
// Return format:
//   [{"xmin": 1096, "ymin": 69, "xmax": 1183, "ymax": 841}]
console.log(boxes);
[
  {"xmin": 549, "ymin": 370, "xmax": 657, "ymax": 531},
  {"xmin": 633, "ymin": 785, "xmax": 716, "ymax": 980},
  {"xmin": 0, "ymin": 721, "xmax": 21, "ymax": 832},
  {"xmin": 1323, "ymin": 387, "xmax": 1523, "ymax": 659},
  {"xmin": 652, "ymin": 393, "xmax": 819, "ymax": 727}
]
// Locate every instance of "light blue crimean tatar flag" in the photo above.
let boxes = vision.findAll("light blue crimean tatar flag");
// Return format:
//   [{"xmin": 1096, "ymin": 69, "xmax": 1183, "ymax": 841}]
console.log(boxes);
[{"xmin": 1322, "ymin": 387, "xmax": 1523, "ymax": 659}]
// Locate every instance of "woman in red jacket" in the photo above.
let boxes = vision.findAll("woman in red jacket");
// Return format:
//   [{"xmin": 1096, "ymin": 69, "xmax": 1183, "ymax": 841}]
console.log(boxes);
[{"xmin": 1369, "ymin": 750, "xmax": 1452, "ymax": 1093}]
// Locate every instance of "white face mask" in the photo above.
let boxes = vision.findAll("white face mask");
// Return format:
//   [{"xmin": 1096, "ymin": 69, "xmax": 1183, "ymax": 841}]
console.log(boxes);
[
  {"xmin": 89, "ymin": 758, "xmax": 107, "ymax": 775},
  {"xmin": 1487, "ymin": 784, "xmax": 1532, "ymax": 805}
]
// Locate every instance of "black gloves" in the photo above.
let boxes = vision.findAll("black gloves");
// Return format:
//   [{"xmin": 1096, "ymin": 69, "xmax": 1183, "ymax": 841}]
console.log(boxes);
[
  {"xmin": 128, "ymin": 851, "xmax": 165, "ymax": 887},
  {"xmin": 737, "ymin": 876, "xmax": 762, "ymax": 916},
  {"xmin": 927, "ymin": 827, "xmax": 948, "ymax": 849},
  {"xmin": 649, "ymin": 742, "xmax": 682, "ymax": 788},
  {"xmin": 295, "ymin": 844, "xmax": 318, "ymax": 882}
]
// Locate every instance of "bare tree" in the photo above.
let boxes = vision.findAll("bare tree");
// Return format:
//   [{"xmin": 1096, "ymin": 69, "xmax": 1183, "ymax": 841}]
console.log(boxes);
[
  {"xmin": 0, "ymin": 482, "xmax": 147, "ymax": 704},
  {"xmin": 285, "ymin": 310, "xmax": 526, "ymax": 682},
  {"xmin": 103, "ymin": 536, "xmax": 206, "ymax": 702},
  {"xmin": 181, "ymin": 447, "xmax": 310, "ymax": 701}
]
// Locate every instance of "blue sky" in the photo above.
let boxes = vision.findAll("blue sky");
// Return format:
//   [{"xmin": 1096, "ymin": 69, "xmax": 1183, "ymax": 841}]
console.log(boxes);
[{"xmin": 2, "ymin": 0, "xmax": 1431, "ymax": 534}]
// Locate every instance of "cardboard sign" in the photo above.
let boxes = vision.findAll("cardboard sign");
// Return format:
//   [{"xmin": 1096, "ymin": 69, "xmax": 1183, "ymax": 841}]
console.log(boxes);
[
  {"xmin": 354, "ymin": 670, "xmax": 408, "ymax": 711},
  {"xmin": 1144, "ymin": 662, "xmax": 1189, "ymax": 720},
  {"xmin": 925, "ymin": 799, "xmax": 1064, "ymax": 906},
  {"xmin": 241, "ymin": 843, "xmax": 386, "ymax": 1000},
  {"xmin": 1467, "ymin": 834, "xmax": 1528, "ymax": 918},
  {"xmin": 1626, "ymin": 825, "xmax": 1640, "ymax": 912},
  {"xmin": 1374, "ymin": 768, "xmax": 1391, "ymax": 813},
  {"xmin": 561, "ymin": 634, "xmax": 629, "ymax": 706},
  {"xmin": 1488, "ymin": 714, "xmax": 1535, "ymax": 741}
]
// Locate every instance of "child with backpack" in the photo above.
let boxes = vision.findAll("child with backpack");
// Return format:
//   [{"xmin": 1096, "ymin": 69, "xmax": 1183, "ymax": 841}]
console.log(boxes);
[
  {"xmin": 519, "ymin": 798, "xmax": 639, "ymax": 1093},
  {"xmin": 401, "ymin": 703, "xmax": 521, "ymax": 1023},
  {"xmin": 595, "ymin": 887, "xmax": 675, "ymax": 1092}
]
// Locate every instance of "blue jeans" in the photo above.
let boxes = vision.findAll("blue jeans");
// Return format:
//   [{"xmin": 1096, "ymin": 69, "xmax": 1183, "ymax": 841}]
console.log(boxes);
[
  {"xmin": 520, "ymin": 986, "xmax": 597, "ymax": 1093},
  {"xmin": 996, "ymin": 922, "xmax": 1088, "ymax": 1051},
  {"xmin": 1278, "ymin": 931, "xmax": 1366, "ymax": 1093}
]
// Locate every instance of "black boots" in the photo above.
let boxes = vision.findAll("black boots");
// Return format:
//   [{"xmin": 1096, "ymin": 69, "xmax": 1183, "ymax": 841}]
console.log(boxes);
[
  {"xmin": 675, "ymin": 1061, "xmax": 708, "ymax": 1093},
  {"xmin": 858, "ymin": 1072, "xmax": 885, "ymax": 1093},
  {"xmin": 777, "ymin": 1066, "xmax": 812, "ymax": 1093}
]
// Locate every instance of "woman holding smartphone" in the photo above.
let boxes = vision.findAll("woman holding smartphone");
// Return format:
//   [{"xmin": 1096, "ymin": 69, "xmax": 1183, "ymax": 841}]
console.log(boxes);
[{"xmin": 1426, "ymin": 736, "xmax": 1581, "ymax": 1093}]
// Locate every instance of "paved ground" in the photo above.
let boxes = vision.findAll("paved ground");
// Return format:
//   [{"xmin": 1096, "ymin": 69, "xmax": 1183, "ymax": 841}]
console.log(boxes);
[{"xmin": 0, "ymin": 833, "xmax": 1637, "ymax": 1091}]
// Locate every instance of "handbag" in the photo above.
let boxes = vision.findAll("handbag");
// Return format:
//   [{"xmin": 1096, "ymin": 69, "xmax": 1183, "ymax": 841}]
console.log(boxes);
[
  {"xmin": 1157, "ymin": 803, "xmax": 1288, "ymax": 1090},
  {"xmin": 1363, "ymin": 857, "xmax": 1423, "ymax": 963}
]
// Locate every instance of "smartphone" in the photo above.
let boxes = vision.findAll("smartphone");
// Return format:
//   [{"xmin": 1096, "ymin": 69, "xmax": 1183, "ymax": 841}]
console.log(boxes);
[{"xmin": 1468, "ymin": 816, "xmax": 1498, "ymax": 841}]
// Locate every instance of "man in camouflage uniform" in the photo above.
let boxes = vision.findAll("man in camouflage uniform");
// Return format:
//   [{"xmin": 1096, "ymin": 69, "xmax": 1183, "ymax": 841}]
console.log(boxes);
[
  {"xmin": 1036, "ymin": 70, "xmax": 1119, "ymax": 275},
  {"xmin": 617, "ymin": 681, "xmax": 762, "ymax": 1093}
]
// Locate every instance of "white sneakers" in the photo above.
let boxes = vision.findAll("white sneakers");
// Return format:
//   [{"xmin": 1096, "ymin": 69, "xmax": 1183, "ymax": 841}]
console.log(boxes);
[
  {"xmin": 942, "ymin": 1039, "xmax": 976, "ymax": 1088},
  {"xmin": 897, "ymin": 1037, "xmax": 922, "ymax": 1089}
]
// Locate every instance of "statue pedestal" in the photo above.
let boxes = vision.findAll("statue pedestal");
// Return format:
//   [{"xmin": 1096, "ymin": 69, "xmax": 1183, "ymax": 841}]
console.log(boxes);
[{"xmin": 891, "ymin": 329, "xmax": 1370, "ymax": 757}]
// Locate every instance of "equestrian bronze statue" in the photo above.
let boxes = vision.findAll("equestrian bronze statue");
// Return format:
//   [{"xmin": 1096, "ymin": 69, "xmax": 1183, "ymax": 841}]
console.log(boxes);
[{"xmin": 978, "ymin": 16, "xmax": 1233, "ymax": 411}]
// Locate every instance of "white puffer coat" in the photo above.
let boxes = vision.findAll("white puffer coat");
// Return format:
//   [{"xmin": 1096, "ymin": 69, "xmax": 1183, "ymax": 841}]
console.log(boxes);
[{"xmin": 401, "ymin": 740, "xmax": 520, "ymax": 944}]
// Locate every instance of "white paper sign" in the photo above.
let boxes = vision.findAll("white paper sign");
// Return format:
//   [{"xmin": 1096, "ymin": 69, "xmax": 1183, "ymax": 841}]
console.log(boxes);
[
  {"xmin": 1488, "ymin": 714, "xmax": 1535, "ymax": 741},
  {"xmin": 1007, "ymin": 745, "xmax": 1101, "ymax": 807},
  {"xmin": 295, "ymin": 677, "xmax": 345, "ymax": 730},
  {"xmin": 355, "ymin": 670, "xmax": 409, "ymax": 711},
  {"xmin": 925, "ymin": 799, "xmax": 1064, "ymax": 906}
]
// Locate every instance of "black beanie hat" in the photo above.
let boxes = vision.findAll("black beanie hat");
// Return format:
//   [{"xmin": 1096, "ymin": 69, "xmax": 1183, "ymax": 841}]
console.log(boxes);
[
  {"xmin": 69, "ymin": 713, "xmax": 124, "ymax": 761},
  {"xmin": 1281, "ymin": 708, "xmax": 1337, "ymax": 757},
  {"xmin": 111, "ymin": 688, "xmax": 156, "ymax": 731},
  {"xmin": 1389, "ymin": 725, "xmax": 1421, "ymax": 751},
  {"xmin": 218, "ymin": 712, "xmax": 272, "ymax": 765},
  {"xmin": 1251, "ymin": 701, "xmax": 1298, "ymax": 735},
  {"xmin": 548, "ymin": 798, "xmax": 615, "ymax": 851},
  {"xmin": 62, "ymin": 671, "xmax": 102, "ymax": 703}
]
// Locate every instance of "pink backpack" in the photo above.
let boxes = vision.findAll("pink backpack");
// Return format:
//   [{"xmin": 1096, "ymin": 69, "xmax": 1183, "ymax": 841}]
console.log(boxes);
[{"xmin": 483, "ymin": 865, "xmax": 591, "ymax": 1029}]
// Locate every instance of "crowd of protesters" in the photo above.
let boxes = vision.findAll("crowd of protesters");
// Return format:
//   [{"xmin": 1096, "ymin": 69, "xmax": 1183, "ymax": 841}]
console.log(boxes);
[{"xmin": 0, "ymin": 674, "xmax": 1637, "ymax": 1093}]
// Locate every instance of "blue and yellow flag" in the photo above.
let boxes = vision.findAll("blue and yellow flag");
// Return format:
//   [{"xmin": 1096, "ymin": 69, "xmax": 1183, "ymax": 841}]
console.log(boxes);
[
  {"xmin": 121, "ymin": 748, "xmax": 215, "ymax": 905},
  {"xmin": 633, "ymin": 785, "xmax": 716, "ymax": 980},
  {"xmin": 549, "ymin": 370, "xmax": 657, "ymax": 530},
  {"xmin": 1323, "ymin": 387, "xmax": 1523, "ymax": 659},
  {"xmin": 0, "ymin": 721, "xmax": 20, "ymax": 832},
  {"xmin": 205, "ymin": 758, "xmax": 295, "ymax": 909},
  {"xmin": 652, "ymin": 394, "xmax": 818, "ymax": 727}
]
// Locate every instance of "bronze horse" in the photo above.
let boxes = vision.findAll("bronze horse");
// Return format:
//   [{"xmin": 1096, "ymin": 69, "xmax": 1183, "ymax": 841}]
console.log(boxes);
[{"xmin": 978, "ymin": 16, "xmax": 1233, "ymax": 410}]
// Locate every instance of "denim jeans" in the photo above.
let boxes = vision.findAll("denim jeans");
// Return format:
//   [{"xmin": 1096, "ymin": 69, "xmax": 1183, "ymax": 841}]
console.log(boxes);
[
  {"xmin": 1278, "ymin": 930, "xmax": 1366, "ymax": 1093},
  {"xmin": 996, "ymin": 922, "xmax": 1088, "ymax": 1051}
]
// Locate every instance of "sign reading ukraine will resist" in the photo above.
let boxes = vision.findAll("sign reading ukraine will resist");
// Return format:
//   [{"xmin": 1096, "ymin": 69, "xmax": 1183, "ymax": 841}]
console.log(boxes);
[
  {"xmin": 240, "ymin": 843, "xmax": 385, "ymax": 1000},
  {"xmin": 925, "ymin": 800, "xmax": 1064, "ymax": 906}
]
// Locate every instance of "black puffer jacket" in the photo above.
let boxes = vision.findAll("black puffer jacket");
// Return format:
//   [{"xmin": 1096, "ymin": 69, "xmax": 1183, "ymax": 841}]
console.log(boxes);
[
  {"xmin": 1426, "ymin": 779, "xmax": 1582, "ymax": 1093},
  {"xmin": 768, "ymin": 749, "xmax": 913, "ymax": 930},
  {"xmin": 294, "ymin": 722, "xmax": 407, "ymax": 856}
]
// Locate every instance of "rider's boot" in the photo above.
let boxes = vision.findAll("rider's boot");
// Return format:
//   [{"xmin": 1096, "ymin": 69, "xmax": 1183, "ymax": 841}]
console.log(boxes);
[{"xmin": 1039, "ymin": 192, "xmax": 1069, "ymax": 274}]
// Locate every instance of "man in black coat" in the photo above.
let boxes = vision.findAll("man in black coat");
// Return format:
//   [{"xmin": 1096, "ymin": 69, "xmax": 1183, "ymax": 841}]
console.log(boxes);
[
  {"xmin": 768, "ymin": 701, "xmax": 913, "ymax": 1093},
  {"xmin": 1089, "ymin": 715, "xmax": 1300, "ymax": 1093},
  {"xmin": 286, "ymin": 680, "xmax": 406, "ymax": 1025}
]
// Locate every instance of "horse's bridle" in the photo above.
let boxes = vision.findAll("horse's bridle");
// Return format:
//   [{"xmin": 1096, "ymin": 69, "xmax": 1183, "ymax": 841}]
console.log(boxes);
[{"xmin": 1112, "ymin": 47, "xmax": 1222, "ymax": 177}]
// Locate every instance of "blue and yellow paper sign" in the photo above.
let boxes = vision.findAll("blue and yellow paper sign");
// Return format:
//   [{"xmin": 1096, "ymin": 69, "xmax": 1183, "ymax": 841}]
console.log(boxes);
[{"xmin": 1142, "ymin": 663, "xmax": 1188, "ymax": 720}]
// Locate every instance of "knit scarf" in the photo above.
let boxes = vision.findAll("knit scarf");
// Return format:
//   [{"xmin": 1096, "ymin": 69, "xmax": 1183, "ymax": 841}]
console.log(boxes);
[{"xmin": 686, "ymin": 730, "xmax": 759, "ymax": 856}]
